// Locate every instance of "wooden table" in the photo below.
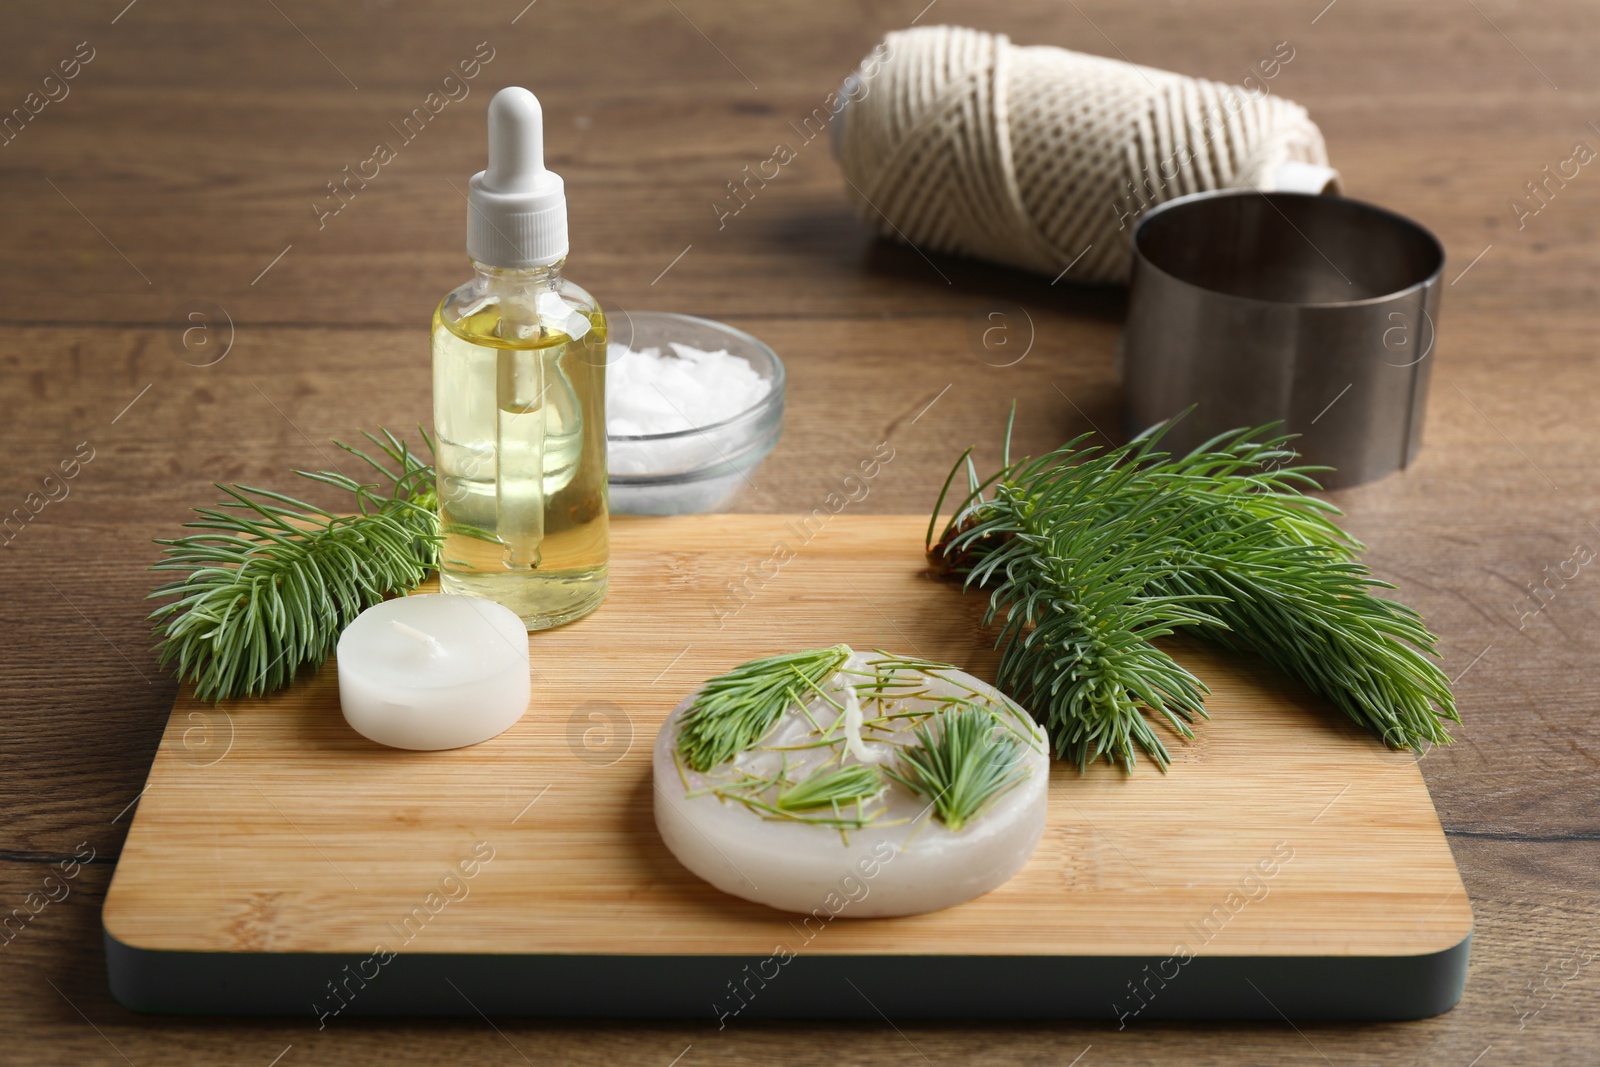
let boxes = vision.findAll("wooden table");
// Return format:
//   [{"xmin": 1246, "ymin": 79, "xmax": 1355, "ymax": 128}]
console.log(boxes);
[{"xmin": 1, "ymin": 0, "xmax": 1594, "ymax": 1062}]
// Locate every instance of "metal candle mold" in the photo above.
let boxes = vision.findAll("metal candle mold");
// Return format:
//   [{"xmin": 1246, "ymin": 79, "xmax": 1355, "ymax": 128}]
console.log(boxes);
[{"xmin": 1122, "ymin": 191, "xmax": 1444, "ymax": 488}]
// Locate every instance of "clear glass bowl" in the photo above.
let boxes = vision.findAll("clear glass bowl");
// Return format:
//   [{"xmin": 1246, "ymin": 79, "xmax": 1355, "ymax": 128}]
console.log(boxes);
[{"xmin": 606, "ymin": 311, "xmax": 785, "ymax": 515}]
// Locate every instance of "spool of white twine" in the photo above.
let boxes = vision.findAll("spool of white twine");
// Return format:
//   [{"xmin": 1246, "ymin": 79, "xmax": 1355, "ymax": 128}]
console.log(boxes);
[{"xmin": 834, "ymin": 25, "xmax": 1340, "ymax": 284}]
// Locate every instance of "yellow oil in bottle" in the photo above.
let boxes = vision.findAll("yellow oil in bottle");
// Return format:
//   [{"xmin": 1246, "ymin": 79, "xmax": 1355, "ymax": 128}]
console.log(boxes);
[
  {"xmin": 432, "ymin": 293, "xmax": 609, "ymax": 629},
  {"xmin": 435, "ymin": 86, "xmax": 608, "ymax": 628}
]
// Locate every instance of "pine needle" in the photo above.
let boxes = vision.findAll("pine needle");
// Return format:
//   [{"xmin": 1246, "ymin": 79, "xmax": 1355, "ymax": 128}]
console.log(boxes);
[
  {"xmin": 885, "ymin": 706, "xmax": 1029, "ymax": 831},
  {"xmin": 774, "ymin": 763, "xmax": 884, "ymax": 813},
  {"xmin": 148, "ymin": 429, "xmax": 440, "ymax": 703},
  {"xmin": 929, "ymin": 415, "xmax": 1459, "ymax": 771},
  {"xmin": 676, "ymin": 645, "xmax": 853, "ymax": 772}
]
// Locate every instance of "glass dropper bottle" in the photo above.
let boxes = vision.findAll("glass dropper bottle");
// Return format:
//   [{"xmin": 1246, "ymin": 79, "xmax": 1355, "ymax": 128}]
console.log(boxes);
[{"xmin": 431, "ymin": 87, "xmax": 609, "ymax": 629}]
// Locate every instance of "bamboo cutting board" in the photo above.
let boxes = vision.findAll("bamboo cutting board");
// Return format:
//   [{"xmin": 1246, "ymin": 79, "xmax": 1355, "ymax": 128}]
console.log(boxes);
[{"xmin": 103, "ymin": 515, "xmax": 1472, "ymax": 1021}]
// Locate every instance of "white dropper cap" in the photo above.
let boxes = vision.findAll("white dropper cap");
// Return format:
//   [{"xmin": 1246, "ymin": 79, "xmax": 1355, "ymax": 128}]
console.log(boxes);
[{"xmin": 467, "ymin": 87, "xmax": 568, "ymax": 268}]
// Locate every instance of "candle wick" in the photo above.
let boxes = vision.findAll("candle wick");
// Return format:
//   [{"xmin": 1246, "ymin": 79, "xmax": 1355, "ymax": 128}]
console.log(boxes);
[{"xmin": 390, "ymin": 619, "xmax": 444, "ymax": 655}]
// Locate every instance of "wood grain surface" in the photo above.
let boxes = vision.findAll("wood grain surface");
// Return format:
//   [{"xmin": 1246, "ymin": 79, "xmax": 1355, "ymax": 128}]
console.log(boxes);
[
  {"xmin": 103, "ymin": 515, "xmax": 1471, "ymax": 964},
  {"xmin": 2, "ymin": 0, "xmax": 1596, "ymax": 1063}
]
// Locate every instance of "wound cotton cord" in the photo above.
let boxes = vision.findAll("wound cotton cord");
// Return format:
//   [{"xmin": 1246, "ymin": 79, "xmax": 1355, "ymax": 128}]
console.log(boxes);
[{"xmin": 836, "ymin": 25, "xmax": 1339, "ymax": 284}]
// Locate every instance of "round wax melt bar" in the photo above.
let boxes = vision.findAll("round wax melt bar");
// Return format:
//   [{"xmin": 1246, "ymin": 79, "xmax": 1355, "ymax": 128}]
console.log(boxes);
[
  {"xmin": 654, "ymin": 651, "xmax": 1049, "ymax": 917},
  {"xmin": 337, "ymin": 594, "xmax": 530, "ymax": 750}
]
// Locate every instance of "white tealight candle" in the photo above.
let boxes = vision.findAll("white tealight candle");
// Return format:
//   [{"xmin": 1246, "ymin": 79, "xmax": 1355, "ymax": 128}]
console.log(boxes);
[{"xmin": 337, "ymin": 594, "xmax": 530, "ymax": 750}]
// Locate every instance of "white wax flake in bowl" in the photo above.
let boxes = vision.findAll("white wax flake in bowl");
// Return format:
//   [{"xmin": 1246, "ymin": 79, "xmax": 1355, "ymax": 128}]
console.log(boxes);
[
  {"xmin": 604, "ymin": 315, "xmax": 784, "ymax": 515},
  {"xmin": 606, "ymin": 342, "xmax": 772, "ymax": 436}
]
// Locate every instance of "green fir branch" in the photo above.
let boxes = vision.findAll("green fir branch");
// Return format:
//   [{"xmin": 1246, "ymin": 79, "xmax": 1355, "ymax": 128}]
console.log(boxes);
[
  {"xmin": 148, "ymin": 429, "xmax": 440, "ymax": 703},
  {"xmin": 929, "ymin": 415, "xmax": 1458, "ymax": 771}
]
